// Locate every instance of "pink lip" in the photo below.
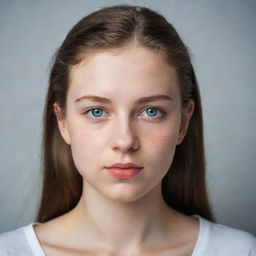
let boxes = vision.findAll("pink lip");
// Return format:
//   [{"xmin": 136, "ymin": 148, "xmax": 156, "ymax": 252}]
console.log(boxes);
[
  {"xmin": 106, "ymin": 162, "xmax": 143, "ymax": 169},
  {"xmin": 105, "ymin": 162, "xmax": 143, "ymax": 178}
]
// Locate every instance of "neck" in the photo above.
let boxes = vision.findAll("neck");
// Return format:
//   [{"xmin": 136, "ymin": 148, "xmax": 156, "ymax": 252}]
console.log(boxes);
[{"xmin": 70, "ymin": 181, "xmax": 176, "ymax": 255}]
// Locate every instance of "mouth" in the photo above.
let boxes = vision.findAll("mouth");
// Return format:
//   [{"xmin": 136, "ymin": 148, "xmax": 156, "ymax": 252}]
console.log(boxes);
[{"xmin": 105, "ymin": 162, "xmax": 143, "ymax": 178}]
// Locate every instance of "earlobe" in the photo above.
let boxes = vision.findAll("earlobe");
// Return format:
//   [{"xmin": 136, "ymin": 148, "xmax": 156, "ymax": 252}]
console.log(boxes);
[
  {"xmin": 53, "ymin": 103, "xmax": 71, "ymax": 145},
  {"xmin": 177, "ymin": 99, "xmax": 195, "ymax": 145}
]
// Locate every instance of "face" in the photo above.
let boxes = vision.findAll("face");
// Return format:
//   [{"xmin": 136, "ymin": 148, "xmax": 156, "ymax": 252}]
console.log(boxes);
[{"xmin": 54, "ymin": 45, "xmax": 194, "ymax": 203}]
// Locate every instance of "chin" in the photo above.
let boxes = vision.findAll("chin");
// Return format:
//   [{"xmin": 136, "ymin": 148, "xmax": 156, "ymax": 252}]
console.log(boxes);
[
  {"xmin": 105, "ymin": 183, "xmax": 152, "ymax": 203},
  {"xmin": 104, "ymin": 183, "xmax": 156, "ymax": 203}
]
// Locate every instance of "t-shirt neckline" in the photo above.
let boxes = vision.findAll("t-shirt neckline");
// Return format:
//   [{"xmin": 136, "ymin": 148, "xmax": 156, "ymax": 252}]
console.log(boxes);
[
  {"xmin": 25, "ymin": 215, "xmax": 207, "ymax": 256},
  {"xmin": 24, "ymin": 222, "xmax": 46, "ymax": 256},
  {"xmin": 192, "ymin": 214, "xmax": 211, "ymax": 255}
]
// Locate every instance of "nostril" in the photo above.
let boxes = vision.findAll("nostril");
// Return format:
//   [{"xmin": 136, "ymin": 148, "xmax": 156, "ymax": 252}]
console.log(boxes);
[{"xmin": 111, "ymin": 136, "xmax": 139, "ymax": 153}]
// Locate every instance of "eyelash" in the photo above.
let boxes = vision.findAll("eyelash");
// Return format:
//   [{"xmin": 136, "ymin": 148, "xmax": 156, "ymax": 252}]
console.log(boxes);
[{"xmin": 82, "ymin": 106, "xmax": 167, "ymax": 121}]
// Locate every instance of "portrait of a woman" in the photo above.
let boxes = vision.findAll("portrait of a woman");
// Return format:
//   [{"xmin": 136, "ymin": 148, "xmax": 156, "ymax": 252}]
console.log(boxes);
[{"xmin": 0, "ymin": 4, "xmax": 255, "ymax": 256}]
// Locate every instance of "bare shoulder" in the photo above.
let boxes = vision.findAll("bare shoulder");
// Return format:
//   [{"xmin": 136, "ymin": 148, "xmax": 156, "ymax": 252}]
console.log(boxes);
[
  {"xmin": 33, "ymin": 219, "xmax": 56, "ymax": 247},
  {"xmin": 34, "ymin": 214, "xmax": 75, "ymax": 255},
  {"xmin": 168, "ymin": 209, "xmax": 200, "ymax": 239},
  {"xmin": 160, "ymin": 209, "xmax": 200, "ymax": 255}
]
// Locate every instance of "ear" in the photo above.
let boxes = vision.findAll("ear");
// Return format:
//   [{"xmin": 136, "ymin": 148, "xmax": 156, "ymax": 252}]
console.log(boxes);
[
  {"xmin": 53, "ymin": 103, "xmax": 71, "ymax": 145},
  {"xmin": 177, "ymin": 99, "xmax": 195, "ymax": 145}
]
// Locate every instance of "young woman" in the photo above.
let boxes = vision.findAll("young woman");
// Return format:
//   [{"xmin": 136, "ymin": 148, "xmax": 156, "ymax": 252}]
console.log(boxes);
[{"xmin": 0, "ymin": 4, "xmax": 255, "ymax": 256}]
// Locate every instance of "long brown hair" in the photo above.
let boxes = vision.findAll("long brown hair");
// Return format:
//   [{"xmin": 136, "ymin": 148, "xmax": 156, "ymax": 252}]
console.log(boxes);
[{"xmin": 36, "ymin": 4, "xmax": 214, "ymax": 223}]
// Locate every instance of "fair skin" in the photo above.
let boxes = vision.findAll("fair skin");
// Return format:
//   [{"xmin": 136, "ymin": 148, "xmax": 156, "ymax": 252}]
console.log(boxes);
[{"xmin": 35, "ymin": 44, "xmax": 198, "ymax": 256}]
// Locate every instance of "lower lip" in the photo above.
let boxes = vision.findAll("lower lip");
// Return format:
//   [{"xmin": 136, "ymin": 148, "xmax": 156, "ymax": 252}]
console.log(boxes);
[{"xmin": 106, "ymin": 168, "xmax": 143, "ymax": 178}]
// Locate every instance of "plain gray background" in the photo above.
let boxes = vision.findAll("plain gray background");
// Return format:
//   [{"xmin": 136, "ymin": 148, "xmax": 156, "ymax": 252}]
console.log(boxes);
[{"xmin": 0, "ymin": 0, "xmax": 255, "ymax": 234}]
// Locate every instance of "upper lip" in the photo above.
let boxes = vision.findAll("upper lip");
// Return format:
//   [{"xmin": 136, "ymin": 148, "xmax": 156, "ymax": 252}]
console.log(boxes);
[{"xmin": 106, "ymin": 162, "xmax": 143, "ymax": 169}]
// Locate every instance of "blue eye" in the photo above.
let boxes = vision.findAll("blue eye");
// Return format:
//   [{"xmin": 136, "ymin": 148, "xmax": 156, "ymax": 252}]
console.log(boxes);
[
  {"xmin": 142, "ymin": 107, "xmax": 163, "ymax": 118},
  {"xmin": 87, "ymin": 108, "xmax": 105, "ymax": 118},
  {"xmin": 84, "ymin": 107, "xmax": 165, "ymax": 121}
]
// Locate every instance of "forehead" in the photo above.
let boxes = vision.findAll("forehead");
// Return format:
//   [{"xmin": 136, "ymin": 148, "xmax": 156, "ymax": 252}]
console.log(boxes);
[{"xmin": 68, "ymin": 45, "xmax": 179, "ymax": 99}]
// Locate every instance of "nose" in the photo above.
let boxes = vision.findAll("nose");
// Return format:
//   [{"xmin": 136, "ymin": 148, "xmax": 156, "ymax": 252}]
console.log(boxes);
[{"xmin": 111, "ymin": 118, "xmax": 140, "ymax": 153}]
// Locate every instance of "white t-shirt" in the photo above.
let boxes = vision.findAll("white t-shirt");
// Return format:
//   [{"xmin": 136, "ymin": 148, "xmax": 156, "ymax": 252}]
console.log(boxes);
[{"xmin": 0, "ymin": 215, "xmax": 255, "ymax": 255}]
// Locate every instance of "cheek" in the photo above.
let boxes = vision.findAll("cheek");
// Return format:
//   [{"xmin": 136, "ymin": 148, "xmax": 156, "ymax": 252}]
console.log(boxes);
[
  {"xmin": 149, "ymin": 129, "xmax": 178, "ymax": 164},
  {"xmin": 143, "ymin": 115, "xmax": 181, "ymax": 151},
  {"xmin": 68, "ymin": 122, "xmax": 107, "ymax": 175},
  {"xmin": 68, "ymin": 115, "xmax": 107, "ymax": 150},
  {"xmin": 142, "ymin": 116, "xmax": 181, "ymax": 171}
]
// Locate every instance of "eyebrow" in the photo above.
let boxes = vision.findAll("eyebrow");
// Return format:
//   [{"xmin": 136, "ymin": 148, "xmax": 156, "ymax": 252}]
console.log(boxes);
[{"xmin": 75, "ymin": 94, "xmax": 173, "ymax": 104}]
